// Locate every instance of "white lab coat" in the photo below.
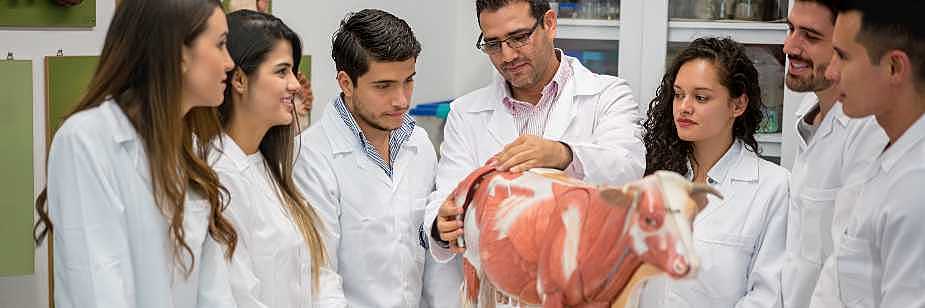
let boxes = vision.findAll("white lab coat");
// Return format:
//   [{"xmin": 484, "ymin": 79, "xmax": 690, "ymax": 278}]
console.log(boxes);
[
  {"xmin": 782, "ymin": 94, "xmax": 887, "ymax": 308},
  {"xmin": 810, "ymin": 114, "xmax": 925, "ymax": 308},
  {"xmin": 425, "ymin": 55, "xmax": 646, "ymax": 263},
  {"xmin": 210, "ymin": 134, "xmax": 347, "ymax": 308},
  {"xmin": 46, "ymin": 100, "xmax": 234, "ymax": 308},
  {"xmin": 294, "ymin": 100, "xmax": 460, "ymax": 308},
  {"xmin": 637, "ymin": 140, "xmax": 788, "ymax": 308}
]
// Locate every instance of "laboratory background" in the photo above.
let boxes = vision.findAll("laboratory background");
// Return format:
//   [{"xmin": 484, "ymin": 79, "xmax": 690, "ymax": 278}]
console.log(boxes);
[{"xmin": 3, "ymin": 0, "xmax": 810, "ymax": 306}]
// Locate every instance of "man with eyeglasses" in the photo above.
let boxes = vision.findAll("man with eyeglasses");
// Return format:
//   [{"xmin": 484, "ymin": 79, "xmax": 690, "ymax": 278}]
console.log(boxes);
[{"xmin": 423, "ymin": 0, "xmax": 646, "ymax": 303}]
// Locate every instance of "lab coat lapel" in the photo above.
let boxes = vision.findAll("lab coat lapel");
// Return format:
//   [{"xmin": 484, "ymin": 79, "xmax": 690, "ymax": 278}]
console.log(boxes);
[
  {"xmin": 322, "ymin": 104, "xmax": 394, "ymax": 188},
  {"xmin": 485, "ymin": 92, "xmax": 518, "ymax": 147},
  {"xmin": 695, "ymin": 144, "xmax": 759, "ymax": 225},
  {"xmin": 543, "ymin": 77, "xmax": 578, "ymax": 140}
]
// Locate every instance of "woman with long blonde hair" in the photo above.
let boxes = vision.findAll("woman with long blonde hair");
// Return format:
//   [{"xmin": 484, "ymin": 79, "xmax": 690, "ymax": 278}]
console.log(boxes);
[{"xmin": 33, "ymin": 0, "xmax": 239, "ymax": 307}]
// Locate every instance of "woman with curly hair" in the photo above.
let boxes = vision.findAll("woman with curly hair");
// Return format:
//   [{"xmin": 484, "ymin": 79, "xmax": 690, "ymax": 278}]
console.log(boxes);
[{"xmin": 636, "ymin": 37, "xmax": 788, "ymax": 308}]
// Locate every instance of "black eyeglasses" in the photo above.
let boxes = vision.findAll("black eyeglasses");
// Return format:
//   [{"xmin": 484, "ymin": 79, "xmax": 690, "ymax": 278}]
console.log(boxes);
[{"xmin": 476, "ymin": 20, "xmax": 541, "ymax": 54}]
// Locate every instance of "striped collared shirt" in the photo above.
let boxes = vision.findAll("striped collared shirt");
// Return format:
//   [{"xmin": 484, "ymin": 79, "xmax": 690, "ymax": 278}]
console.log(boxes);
[
  {"xmin": 334, "ymin": 95, "xmax": 416, "ymax": 177},
  {"xmin": 501, "ymin": 49, "xmax": 573, "ymax": 136},
  {"xmin": 498, "ymin": 50, "xmax": 584, "ymax": 177}
]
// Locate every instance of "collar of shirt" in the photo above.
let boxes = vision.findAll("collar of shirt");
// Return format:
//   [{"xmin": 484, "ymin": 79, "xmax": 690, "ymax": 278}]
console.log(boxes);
[
  {"xmin": 500, "ymin": 49, "xmax": 573, "ymax": 116},
  {"xmin": 333, "ymin": 95, "xmax": 416, "ymax": 177},
  {"xmin": 685, "ymin": 139, "xmax": 743, "ymax": 185},
  {"xmin": 217, "ymin": 133, "xmax": 264, "ymax": 172},
  {"xmin": 796, "ymin": 94, "xmax": 852, "ymax": 143},
  {"xmin": 879, "ymin": 113, "xmax": 925, "ymax": 172}
]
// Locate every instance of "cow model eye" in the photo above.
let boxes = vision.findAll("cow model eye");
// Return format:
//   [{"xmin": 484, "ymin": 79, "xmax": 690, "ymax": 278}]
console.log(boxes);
[{"xmin": 644, "ymin": 217, "xmax": 657, "ymax": 227}]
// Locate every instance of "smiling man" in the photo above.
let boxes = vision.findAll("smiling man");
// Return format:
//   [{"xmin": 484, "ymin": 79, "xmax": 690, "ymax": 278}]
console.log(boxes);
[
  {"xmin": 425, "ymin": 0, "xmax": 646, "ymax": 303},
  {"xmin": 809, "ymin": 0, "xmax": 925, "ymax": 306},
  {"xmin": 779, "ymin": 1, "xmax": 887, "ymax": 307}
]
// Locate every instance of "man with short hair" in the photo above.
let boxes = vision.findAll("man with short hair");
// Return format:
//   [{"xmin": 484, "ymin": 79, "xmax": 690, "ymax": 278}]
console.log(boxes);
[
  {"xmin": 294, "ymin": 9, "xmax": 458, "ymax": 308},
  {"xmin": 425, "ymin": 0, "xmax": 646, "ymax": 301},
  {"xmin": 809, "ymin": 1, "xmax": 925, "ymax": 306},
  {"xmin": 779, "ymin": 1, "xmax": 887, "ymax": 307}
]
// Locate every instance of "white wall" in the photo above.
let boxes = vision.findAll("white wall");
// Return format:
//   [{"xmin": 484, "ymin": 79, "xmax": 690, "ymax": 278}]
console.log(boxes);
[
  {"xmin": 0, "ymin": 1, "xmax": 474, "ymax": 307},
  {"xmin": 274, "ymin": 0, "xmax": 487, "ymax": 122}
]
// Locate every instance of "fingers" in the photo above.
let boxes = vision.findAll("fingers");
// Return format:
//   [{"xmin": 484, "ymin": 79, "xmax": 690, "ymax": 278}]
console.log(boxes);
[
  {"xmin": 438, "ymin": 225, "xmax": 464, "ymax": 242},
  {"xmin": 509, "ymin": 159, "xmax": 539, "ymax": 173},
  {"xmin": 493, "ymin": 136, "xmax": 530, "ymax": 164},
  {"xmin": 437, "ymin": 200, "xmax": 462, "ymax": 218},
  {"xmin": 496, "ymin": 147, "xmax": 534, "ymax": 171}
]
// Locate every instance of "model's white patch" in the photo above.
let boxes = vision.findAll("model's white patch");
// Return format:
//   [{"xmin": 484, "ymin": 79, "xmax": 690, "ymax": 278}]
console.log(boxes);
[
  {"xmin": 463, "ymin": 207, "xmax": 483, "ymax": 270},
  {"xmin": 485, "ymin": 172, "xmax": 560, "ymax": 239},
  {"xmin": 655, "ymin": 172, "xmax": 696, "ymax": 262},
  {"xmin": 494, "ymin": 196, "xmax": 536, "ymax": 239},
  {"xmin": 561, "ymin": 206, "xmax": 581, "ymax": 279}
]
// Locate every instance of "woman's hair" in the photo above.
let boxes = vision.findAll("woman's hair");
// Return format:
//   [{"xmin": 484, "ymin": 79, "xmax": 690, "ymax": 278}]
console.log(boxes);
[
  {"xmin": 33, "ymin": 0, "xmax": 237, "ymax": 275},
  {"xmin": 221, "ymin": 10, "xmax": 328, "ymax": 288},
  {"xmin": 643, "ymin": 37, "xmax": 764, "ymax": 176}
]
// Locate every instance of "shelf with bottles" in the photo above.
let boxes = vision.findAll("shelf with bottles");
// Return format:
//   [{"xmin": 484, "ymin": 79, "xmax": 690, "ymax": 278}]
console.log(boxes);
[
  {"xmin": 667, "ymin": 0, "xmax": 787, "ymax": 44},
  {"xmin": 556, "ymin": 18, "xmax": 620, "ymax": 41},
  {"xmin": 669, "ymin": 0, "xmax": 787, "ymax": 22},
  {"xmin": 556, "ymin": 38, "xmax": 619, "ymax": 76},
  {"xmin": 551, "ymin": 0, "xmax": 621, "ymax": 20},
  {"xmin": 668, "ymin": 21, "xmax": 787, "ymax": 45},
  {"xmin": 553, "ymin": 0, "xmax": 621, "ymax": 40}
]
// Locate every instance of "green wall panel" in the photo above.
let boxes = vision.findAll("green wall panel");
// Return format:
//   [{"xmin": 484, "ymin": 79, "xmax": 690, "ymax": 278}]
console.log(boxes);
[
  {"xmin": 0, "ymin": 0, "xmax": 96, "ymax": 28},
  {"xmin": 0, "ymin": 60, "xmax": 35, "ymax": 276},
  {"xmin": 45, "ymin": 55, "xmax": 98, "ymax": 139}
]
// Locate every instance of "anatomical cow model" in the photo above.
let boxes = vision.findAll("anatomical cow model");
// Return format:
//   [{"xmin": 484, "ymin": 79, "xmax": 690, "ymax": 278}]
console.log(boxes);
[{"xmin": 447, "ymin": 165, "xmax": 720, "ymax": 307}]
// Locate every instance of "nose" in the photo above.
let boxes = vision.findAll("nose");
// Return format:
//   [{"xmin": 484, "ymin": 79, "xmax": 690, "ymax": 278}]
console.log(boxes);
[
  {"xmin": 393, "ymin": 87, "xmax": 411, "ymax": 110},
  {"xmin": 672, "ymin": 257, "xmax": 689, "ymax": 276},
  {"xmin": 222, "ymin": 47, "xmax": 234, "ymax": 72},
  {"xmin": 677, "ymin": 95, "xmax": 694, "ymax": 114},
  {"xmin": 782, "ymin": 31, "xmax": 801, "ymax": 57},
  {"xmin": 824, "ymin": 54, "xmax": 841, "ymax": 83},
  {"xmin": 499, "ymin": 42, "xmax": 518, "ymax": 63},
  {"xmin": 286, "ymin": 70, "xmax": 301, "ymax": 92}
]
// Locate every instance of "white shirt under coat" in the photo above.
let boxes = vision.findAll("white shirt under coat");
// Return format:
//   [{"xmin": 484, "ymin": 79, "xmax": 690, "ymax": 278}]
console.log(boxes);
[
  {"xmin": 811, "ymin": 114, "xmax": 925, "ymax": 308},
  {"xmin": 210, "ymin": 134, "xmax": 347, "ymax": 308},
  {"xmin": 294, "ymin": 100, "xmax": 456, "ymax": 308},
  {"xmin": 47, "ymin": 100, "xmax": 234, "ymax": 308},
  {"xmin": 782, "ymin": 93, "xmax": 887, "ymax": 308},
  {"xmin": 638, "ymin": 140, "xmax": 789, "ymax": 308}
]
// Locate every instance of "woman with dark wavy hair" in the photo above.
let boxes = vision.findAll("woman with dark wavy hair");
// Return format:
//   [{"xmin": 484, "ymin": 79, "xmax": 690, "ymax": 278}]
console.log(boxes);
[{"xmin": 636, "ymin": 37, "xmax": 789, "ymax": 308}]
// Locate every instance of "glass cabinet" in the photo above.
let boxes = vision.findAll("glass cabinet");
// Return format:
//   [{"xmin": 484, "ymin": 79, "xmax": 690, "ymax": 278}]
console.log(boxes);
[{"xmin": 556, "ymin": 0, "xmax": 798, "ymax": 167}]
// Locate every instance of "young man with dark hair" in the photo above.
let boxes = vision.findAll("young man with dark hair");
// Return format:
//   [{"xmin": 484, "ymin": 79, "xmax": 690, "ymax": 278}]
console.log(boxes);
[
  {"xmin": 293, "ymin": 9, "xmax": 459, "ymax": 308},
  {"xmin": 779, "ymin": 1, "xmax": 887, "ymax": 306},
  {"xmin": 809, "ymin": 1, "xmax": 925, "ymax": 306}
]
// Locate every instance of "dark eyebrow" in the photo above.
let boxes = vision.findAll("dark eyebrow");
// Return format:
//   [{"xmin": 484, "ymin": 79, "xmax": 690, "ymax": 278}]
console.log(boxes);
[
  {"xmin": 785, "ymin": 19, "xmax": 825, "ymax": 38},
  {"xmin": 483, "ymin": 26, "xmax": 533, "ymax": 42},
  {"xmin": 833, "ymin": 46, "xmax": 847, "ymax": 59},
  {"xmin": 796, "ymin": 25, "xmax": 825, "ymax": 38}
]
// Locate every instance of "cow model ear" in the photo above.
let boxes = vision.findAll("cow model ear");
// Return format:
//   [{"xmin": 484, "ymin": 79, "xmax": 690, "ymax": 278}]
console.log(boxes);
[{"xmin": 600, "ymin": 187, "xmax": 631, "ymax": 207}]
